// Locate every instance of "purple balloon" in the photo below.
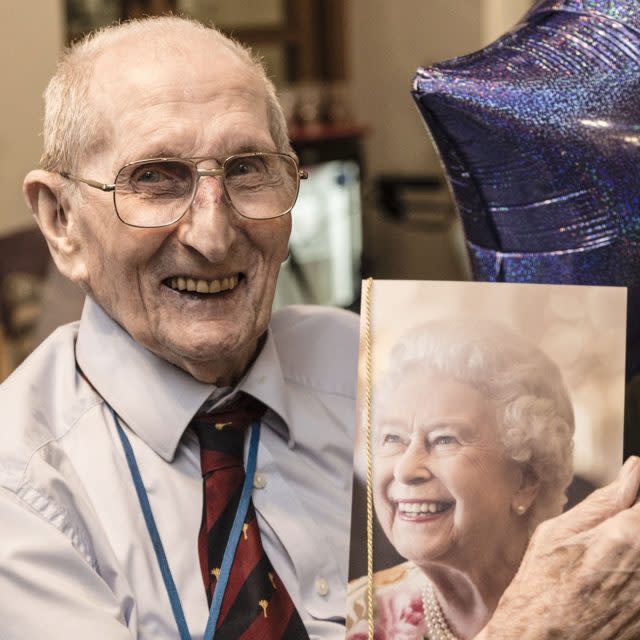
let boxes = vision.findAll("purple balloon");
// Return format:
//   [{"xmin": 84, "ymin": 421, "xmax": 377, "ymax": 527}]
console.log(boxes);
[{"xmin": 412, "ymin": 0, "xmax": 640, "ymax": 378}]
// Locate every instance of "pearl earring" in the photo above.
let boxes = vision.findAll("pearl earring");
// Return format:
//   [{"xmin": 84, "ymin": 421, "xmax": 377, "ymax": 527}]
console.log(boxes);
[{"xmin": 516, "ymin": 505, "xmax": 526, "ymax": 515}]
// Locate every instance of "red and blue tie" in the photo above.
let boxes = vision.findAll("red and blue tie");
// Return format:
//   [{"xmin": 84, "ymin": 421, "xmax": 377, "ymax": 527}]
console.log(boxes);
[{"xmin": 191, "ymin": 394, "xmax": 310, "ymax": 639}]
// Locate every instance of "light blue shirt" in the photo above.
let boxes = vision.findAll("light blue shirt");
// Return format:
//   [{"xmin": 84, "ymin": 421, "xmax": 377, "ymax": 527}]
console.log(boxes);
[{"xmin": 0, "ymin": 297, "xmax": 359, "ymax": 639}]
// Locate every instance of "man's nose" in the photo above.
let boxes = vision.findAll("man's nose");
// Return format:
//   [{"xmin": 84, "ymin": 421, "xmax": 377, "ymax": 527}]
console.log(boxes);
[
  {"xmin": 393, "ymin": 442, "xmax": 433, "ymax": 485},
  {"xmin": 175, "ymin": 175, "xmax": 237, "ymax": 262}
]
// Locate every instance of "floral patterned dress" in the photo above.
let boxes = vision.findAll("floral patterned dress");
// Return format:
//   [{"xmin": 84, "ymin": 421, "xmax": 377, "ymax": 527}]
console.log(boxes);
[{"xmin": 346, "ymin": 562, "xmax": 427, "ymax": 640}]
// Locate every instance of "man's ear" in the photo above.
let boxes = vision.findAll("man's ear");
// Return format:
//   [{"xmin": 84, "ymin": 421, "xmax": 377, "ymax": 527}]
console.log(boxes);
[
  {"xmin": 23, "ymin": 170, "xmax": 88, "ymax": 285},
  {"xmin": 511, "ymin": 465, "xmax": 541, "ymax": 517}
]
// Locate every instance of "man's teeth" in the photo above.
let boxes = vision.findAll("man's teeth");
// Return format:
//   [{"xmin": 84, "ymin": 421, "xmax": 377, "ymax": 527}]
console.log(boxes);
[
  {"xmin": 169, "ymin": 275, "xmax": 239, "ymax": 294},
  {"xmin": 397, "ymin": 501, "xmax": 450, "ymax": 515}
]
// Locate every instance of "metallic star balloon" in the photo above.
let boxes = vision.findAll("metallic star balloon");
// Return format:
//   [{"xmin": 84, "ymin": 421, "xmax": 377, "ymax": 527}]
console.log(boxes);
[{"xmin": 412, "ymin": 0, "xmax": 640, "ymax": 379}]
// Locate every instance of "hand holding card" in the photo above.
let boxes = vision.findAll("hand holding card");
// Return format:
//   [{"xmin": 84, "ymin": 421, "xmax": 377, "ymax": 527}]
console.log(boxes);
[{"xmin": 479, "ymin": 456, "xmax": 640, "ymax": 640}]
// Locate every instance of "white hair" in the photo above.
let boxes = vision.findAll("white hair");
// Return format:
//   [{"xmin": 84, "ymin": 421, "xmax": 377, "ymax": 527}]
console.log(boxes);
[
  {"xmin": 379, "ymin": 317, "xmax": 575, "ymax": 529},
  {"xmin": 41, "ymin": 15, "xmax": 292, "ymax": 173}
]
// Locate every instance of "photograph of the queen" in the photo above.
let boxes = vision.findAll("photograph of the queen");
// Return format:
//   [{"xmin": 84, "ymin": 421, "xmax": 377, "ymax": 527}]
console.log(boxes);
[{"xmin": 347, "ymin": 281, "xmax": 626, "ymax": 640}]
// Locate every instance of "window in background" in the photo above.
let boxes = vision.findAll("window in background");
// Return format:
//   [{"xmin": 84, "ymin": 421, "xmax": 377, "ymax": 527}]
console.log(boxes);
[{"xmin": 275, "ymin": 159, "xmax": 362, "ymax": 310}]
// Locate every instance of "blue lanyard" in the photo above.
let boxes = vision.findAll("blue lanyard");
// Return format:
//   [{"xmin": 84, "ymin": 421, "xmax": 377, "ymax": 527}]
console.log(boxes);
[{"xmin": 110, "ymin": 406, "xmax": 260, "ymax": 640}]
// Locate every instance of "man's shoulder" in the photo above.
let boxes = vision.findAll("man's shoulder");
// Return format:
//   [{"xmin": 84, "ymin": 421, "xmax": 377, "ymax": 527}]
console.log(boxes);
[
  {"xmin": 1, "ymin": 321, "xmax": 79, "ymax": 397},
  {"xmin": 0, "ymin": 322, "xmax": 99, "ymax": 489},
  {"xmin": 270, "ymin": 304, "xmax": 359, "ymax": 343},
  {"xmin": 270, "ymin": 304, "xmax": 360, "ymax": 398}
]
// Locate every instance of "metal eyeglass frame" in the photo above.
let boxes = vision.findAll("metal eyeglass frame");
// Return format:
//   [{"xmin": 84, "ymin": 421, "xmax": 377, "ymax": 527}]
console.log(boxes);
[{"xmin": 60, "ymin": 151, "xmax": 309, "ymax": 228}]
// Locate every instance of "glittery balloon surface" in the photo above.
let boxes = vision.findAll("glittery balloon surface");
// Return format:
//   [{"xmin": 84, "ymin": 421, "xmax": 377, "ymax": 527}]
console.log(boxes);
[{"xmin": 412, "ymin": 0, "xmax": 640, "ymax": 378}]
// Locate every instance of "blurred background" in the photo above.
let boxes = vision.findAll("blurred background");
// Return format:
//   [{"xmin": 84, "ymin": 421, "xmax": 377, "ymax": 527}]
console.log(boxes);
[{"xmin": 0, "ymin": 0, "xmax": 534, "ymax": 379}]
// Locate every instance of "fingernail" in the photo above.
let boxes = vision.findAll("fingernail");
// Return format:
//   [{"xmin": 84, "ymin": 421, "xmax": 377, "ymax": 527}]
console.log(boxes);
[
  {"xmin": 620, "ymin": 456, "xmax": 640, "ymax": 498},
  {"xmin": 623, "ymin": 456, "xmax": 640, "ymax": 474}
]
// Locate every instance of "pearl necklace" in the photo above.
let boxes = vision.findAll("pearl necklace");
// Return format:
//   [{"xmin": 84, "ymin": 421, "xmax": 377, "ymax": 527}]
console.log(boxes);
[{"xmin": 422, "ymin": 583, "xmax": 459, "ymax": 640}]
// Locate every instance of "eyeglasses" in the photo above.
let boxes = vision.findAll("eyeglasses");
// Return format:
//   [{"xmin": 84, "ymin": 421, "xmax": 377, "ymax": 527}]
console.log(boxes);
[{"xmin": 60, "ymin": 152, "xmax": 308, "ymax": 228}]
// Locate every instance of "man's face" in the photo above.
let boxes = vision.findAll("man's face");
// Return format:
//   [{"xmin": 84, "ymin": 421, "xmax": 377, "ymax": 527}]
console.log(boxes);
[{"xmin": 66, "ymin": 37, "xmax": 290, "ymax": 383}]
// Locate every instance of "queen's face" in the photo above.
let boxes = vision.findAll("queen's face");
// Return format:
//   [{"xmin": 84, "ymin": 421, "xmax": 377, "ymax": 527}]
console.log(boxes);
[{"xmin": 373, "ymin": 370, "xmax": 523, "ymax": 569}]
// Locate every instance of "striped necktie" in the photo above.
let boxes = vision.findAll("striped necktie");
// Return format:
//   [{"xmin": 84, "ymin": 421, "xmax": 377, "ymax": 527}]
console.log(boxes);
[{"xmin": 191, "ymin": 393, "xmax": 310, "ymax": 639}]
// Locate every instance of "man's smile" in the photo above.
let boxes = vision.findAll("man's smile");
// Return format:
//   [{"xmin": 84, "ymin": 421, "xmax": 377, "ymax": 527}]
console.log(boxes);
[{"xmin": 163, "ymin": 273, "xmax": 242, "ymax": 295}]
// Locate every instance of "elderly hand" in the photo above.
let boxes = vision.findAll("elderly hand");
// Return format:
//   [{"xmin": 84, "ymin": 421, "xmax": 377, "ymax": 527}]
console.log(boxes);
[{"xmin": 476, "ymin": 456, "xmax": 640, "ymax": 640}]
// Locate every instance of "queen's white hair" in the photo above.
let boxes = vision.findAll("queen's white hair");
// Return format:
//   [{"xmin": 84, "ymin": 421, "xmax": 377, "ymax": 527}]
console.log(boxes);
[
  {"xmin": 41, "ymin": 15, "xmax": 292, "ymax": 173},
  {"xmin": 379, "ymin": 317, "xmax": 575, "ymax": 529}
]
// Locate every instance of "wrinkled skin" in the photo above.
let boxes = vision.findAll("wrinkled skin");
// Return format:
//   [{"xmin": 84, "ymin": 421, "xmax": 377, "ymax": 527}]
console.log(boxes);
[
  {"xmin": 24, "ymin": 35, "xmax": 291, "ymax": 386},
  {"xmin": 478, "ymin": 456, "xmax": 640, "ymax": 640}
]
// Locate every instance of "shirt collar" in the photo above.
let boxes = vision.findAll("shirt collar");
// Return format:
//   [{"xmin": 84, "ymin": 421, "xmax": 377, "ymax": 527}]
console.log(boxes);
[
  {"xmin": 240, "ymin": 330, "xmax": 293, "ymax": 445},
  {"xmin": 75, "ymin": 297, "xmax": 293, "ymax": 461}
]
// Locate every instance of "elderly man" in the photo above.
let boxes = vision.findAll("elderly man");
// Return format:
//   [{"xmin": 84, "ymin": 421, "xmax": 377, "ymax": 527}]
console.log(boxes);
[{"xmin": 1, "ymin": 15, "xmax": 640, "ymax": 640}]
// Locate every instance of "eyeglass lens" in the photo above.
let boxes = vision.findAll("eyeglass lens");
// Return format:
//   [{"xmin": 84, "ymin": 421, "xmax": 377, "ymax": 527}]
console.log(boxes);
[{"xmin": 114, "ymin": 154, "xmax": 299, "ymax": 227}]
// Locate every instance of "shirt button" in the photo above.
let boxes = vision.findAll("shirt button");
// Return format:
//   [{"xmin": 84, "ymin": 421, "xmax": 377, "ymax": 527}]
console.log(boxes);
[
  {"xmin": 253, "ymin": 473, "xmax": 267, "ymax": 490},
  {"xmin": 315, "ymin": 577, "xmax": 330, "ymax": 597}
]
